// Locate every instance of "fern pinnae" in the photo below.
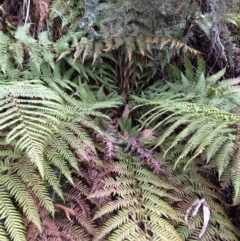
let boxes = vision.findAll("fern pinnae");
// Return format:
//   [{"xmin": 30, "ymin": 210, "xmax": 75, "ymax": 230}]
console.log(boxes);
[
  {"xmin": 193, "ymin": 58, "xmax": 206, "ymax": 82},
  {"xmin": 42, "ymin": 160, "xmax": 64, "ymax": 200},
  {"xmin": 102, "ymin": 175, "xmax": 134, "ymax": 189},
  {"xmin": 0, "ymin": 174, "xmax": 41, "ymax": 231},
  {"xmin": 135, "ymin": 34, "xmax": 147, "ymax": 55},
  {"xmin": 143, "ymin": 191, "xmax": 178, "ymax": 219},
  {"xmin": 12, "ymin": 160, "xmax": 55, "ymax": 213},
  {"xmin": 156, "ymin": 113, "xmax": 199, "ymax": 150},
  {"xmin": 136, "ymin": 172, "xmax": 170, "ymax": 192},
  {"xmin": 47, "ymin": 137, "xmax": 78, "ymax": 170},
  {"xmin": 138, "ymin": 106, "xmax": 173, "ymax": 128},
  {"xmin": 164, "ymin": 118, "xmax": 206, "ymax": 157},
  {"xmin": 90, "ymin": 155, "xmax": 183, "ymax": 240},
  {"xmin": 206, "ymin": 67, "xmax": 226, "ymax": 85},
  {"xmin": 195, "ymin": 73, "xmax": 206, "ymax": 95},
  {"xmin": 107, "ymin": 220, "xmax": 143, "ymax": 241},
  {"xmin": 42, "ymin": 50, "xmax": 55, "ymax": 70},
  {"xmin": 9, "ymin": 42, "xmax": 24, "ymax": 68},
  {"xmin": 28, "ymin": 46, "xmax": 43, "ymax": 73},
  {"xmin": 216, "ymin": 139, "xmax": 234, "ymax": 178},
  {"xmin": 217, "ymin": 77, "xmax": 240, "ymax": 90},
  {"xmin": 147, "ymin": 214, "xmax": 181, "ymax": 241},
  {"xmin": 183, "ymin": 57, "xmax": 194, "ymax": 81},
  {"xmin": 61, "ymin": 120, "xmax": 94, "ymax": 146},
  {"xmin": 141, "ymin": 183, "xmax": 180, "ymax": 202},
  {"xmin": 14, "ymin": 24, "xmax": 35, "ymax": 44},
  {"xmin": 176, "ymin": 122, "xmax": 215, "ymax": 168},
  {"xmin": 180, "ymin": 72, "xmax": 190, "ymax": 92},
  {"xmin": 185, "ymin": 122, "xmax": 229, "ymax": 166},
  {"xmin": 0, "ymin": 188, "xmax": 26, "ymax": 241},
  {"xmin": 89, "ymin": 183, "xmax": 136, "ymax": 198},
  {"xmin": 0, "ymin": 222, "xmax": 9, "ymax": 241},
  {"xmin": 93, "ymin": 197, "xmax": 138, "ymax": 220},
  {"xmin": 232, "ymin": 173, "xmax": 240, "ymax": 204},
  {"xmin": 93, "ymin": 209, "xmax": 133, "ymax": 240},
  {"xmin": 45, "ymin": 150, "xmax": 73, "ymax": 184},
  {"xmin": 0, "ymin": 32, "xmax": 10, "ymax": 74},
  {"xmin": 149, "ymin": 110, "xmax": 182, "ymax": 132},
  {"xmin": 17, "ymin": 122, "xmax": 52, "ymax": 140}
]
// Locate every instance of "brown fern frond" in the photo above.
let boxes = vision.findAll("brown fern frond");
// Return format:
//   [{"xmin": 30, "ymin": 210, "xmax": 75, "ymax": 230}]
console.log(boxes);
[{"xmin": 69, "ymin": 34, "xmax": 200, "ymax": 67}]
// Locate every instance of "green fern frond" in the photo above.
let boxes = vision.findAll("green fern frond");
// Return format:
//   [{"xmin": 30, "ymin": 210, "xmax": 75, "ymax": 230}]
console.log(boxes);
[
  {"xmin": 14, "ymin": 24, "xmax": 36, "ymax": 44},
  {"xmin": 0, "ymin": 188, "xmax": 26, "ymax": 241},
  {"xmin": 0, "ymin": 174, "xmax": 41, "ymax": 231},
  {"xmin": 133, "ymin": 95, "xmax": 238, "ymax": 162},
  {"xmin": 0, "ymin": 80, "xmax": 63, "ymax": 178},
  {"xmin": 216, "ymin": 139, "xmax": 234, "ymax": 177},
  {"xmin": 206, "ymin": 67, "xmax": 226, "ymax": 85},
  {"xmin": 89, "ymin": 154, "xmax": 182, "ymax": 241},
  {"xmin": 9, "ymin": 43, "xmax": 24, "ymax": 68},
  {"xmin": 12, "ymin": 160, "xmax": 56, "ymax": 211},
  {"xmin": 232, "ymin": 173, "xmax": 240, "ymax": 204},
  {"xmin": 0, "ymin": 31, "xmax": 10, "ymax": 74},
  {"xmin": 39, "ymin": 32, "xmax": 55, "ymax": 69},
  {"xmin": 161, "ymin": 157, "xmax": 240, "ymax": 241},
  {"xmin": 132, "ymin": 58, "xmax": 240, "ymax": 203},
  {"xmin": 0, "ymin": 222, "xmax": 9, "ymax": 241}
]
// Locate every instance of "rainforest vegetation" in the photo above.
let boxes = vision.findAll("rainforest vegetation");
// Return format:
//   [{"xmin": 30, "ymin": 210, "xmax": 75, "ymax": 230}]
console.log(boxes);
[{"xmin": 1, "ymin": 0, "xmax": 240, "ymax": 240}]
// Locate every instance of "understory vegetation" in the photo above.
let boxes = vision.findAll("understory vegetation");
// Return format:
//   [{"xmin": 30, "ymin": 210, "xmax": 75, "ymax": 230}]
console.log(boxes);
[{"xmin": 1, "ymin": 0, "xmax": 240, "ymax": 240}]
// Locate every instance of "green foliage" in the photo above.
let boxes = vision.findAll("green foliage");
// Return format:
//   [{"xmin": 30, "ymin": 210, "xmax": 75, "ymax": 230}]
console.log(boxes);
[
  {"xmin": 0, "ymin": 79, "xmax": 63, "ymax": 177},
  {"xmin": 132, "ymin": 58, "xmax": 240, "ymax": 204},
  {"xmin": 1, "ymin": 0, "xmax": 240, "ymax": 240},
  {"xmin": 89, "ymin": 153, "xmax": 182, "ymax": 241},
  {"xmin": 164, "ymin": 159, "xmax": 240, "ymax": 241},
  {"xmin": 0, "ymin": 25, "xmax": 55, "ymax": 74},
  {"xmin": 0, "ymin": 60, "xmax": 122, "ymax": 240},
  {"xmin": 49, "ymin": 0, "xmax": 85, "ymax": 30}
]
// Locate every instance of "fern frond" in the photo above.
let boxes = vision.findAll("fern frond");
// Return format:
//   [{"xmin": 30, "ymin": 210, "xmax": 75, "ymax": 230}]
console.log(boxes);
[
  {"xmin": 9, "ymin": 43, "xmax": 24, "ymax": 68},
  {"xmin": 216, "ymin": 139, "xmax": 234, "ymax": 177},
  {"xmin": 0, "ymin": 188, "xmax": 26, "ymax": 241},
  {"xmin": 14, "ymin": 24, "xmax": 36, "ymax": 44},
  {"xmin": 0, "ymin": 222, "xmax": 9, "ymax": 241},
  {"xmin": 12, "ymin": 160, "xmax": 56, "ymax": 211},
  {"xmin": 0, "ymin": 174, "xmax": 41, "ymax": 231},
  {"xmin": 206, "ymin": 67, "xmax": 226, "ymax": 85},
  {"xmin": 0, "ymin": 31, "xmax": 10, "ymax": 74},
  {"xmin": 162, "ymin": 157, "xmax": 240, "ymax": 241},
  {"xmin": 89, "ymin": 154, "xmax": 182, "ymax": 241},
  {"xmin": 0, "ymin": 80, "xmax": 63, "ymax": 178}
]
